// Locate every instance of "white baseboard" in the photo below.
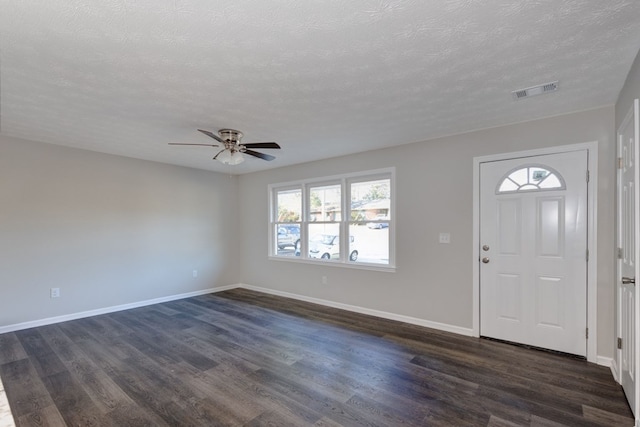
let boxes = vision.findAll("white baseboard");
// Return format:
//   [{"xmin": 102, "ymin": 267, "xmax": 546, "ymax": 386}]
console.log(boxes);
[
  {"xmin": 610, "ymin": 358, "xmax": 620, "ymax": 384},
  {"xmin": 0, "ymin": 284, "xmax": 239, "ymax": 334},
  {"xmin": 239, "ymin": 283, "xmax": 475, "ymax": 337},
  {"xmin": 596, "ymin": 356, "xmax": 613, "ymax": 368}
]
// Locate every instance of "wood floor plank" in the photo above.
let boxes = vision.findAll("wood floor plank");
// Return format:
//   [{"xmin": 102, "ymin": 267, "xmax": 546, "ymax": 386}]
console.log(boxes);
[
  {"xmin": 0, "ymin": 334, "xmax": 27, "ymax": 366},
  {"xmin": 204, "ymin": 360, "xmax": 325, "ymax": 426},
  {"xmin": 39, "ymin": 326, "xmax": 136, "ymax": 415},
  {"xmin": 0, "ymin": 288, "xmax": 633, "ymax": 426},
  {"xmin": 41, "ymin": 370, "xmax": 108, "ymax": 427},
  {"xmin": 0, "ymin": 359, "xmax": 55, "ymax": 419},
  {"xmin": 15, "ymin": 404, "xmax": 66, "ymax": 427},
  {"xmin": 103, "ymin": 402, "xmax": 169, "ymax": 427},
  {"xmin": 487, "ymin": 414, "xmax": 523, "ymax": 427},
  {"xmin": 582, "ymin": 404, "xmax": 636, "ymax": 425}
]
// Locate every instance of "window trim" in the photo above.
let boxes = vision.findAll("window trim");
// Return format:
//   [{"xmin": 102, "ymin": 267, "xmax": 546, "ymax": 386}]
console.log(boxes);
[{"xmin": 268, "ymin": 167, "xmax": 396, "ymax": 271}]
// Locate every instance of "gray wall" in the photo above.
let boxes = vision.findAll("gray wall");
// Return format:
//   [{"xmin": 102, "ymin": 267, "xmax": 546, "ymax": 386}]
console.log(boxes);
[
  {"xmin": 238, "ymin": 106, "xmax": 616, "ymax": 358},
  {"xmin": 0, "ymin": 135, "xmax": 240, "ymax": 327},
  {"xmin": 616, "ymin": 49, "xmax": 640, "ymax": 129}
]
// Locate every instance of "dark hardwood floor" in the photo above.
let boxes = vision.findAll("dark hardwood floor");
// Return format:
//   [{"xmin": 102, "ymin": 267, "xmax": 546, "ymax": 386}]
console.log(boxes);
[{"xmin": 0, "ymin": 288, "xmax": 634, "ymax": 426}]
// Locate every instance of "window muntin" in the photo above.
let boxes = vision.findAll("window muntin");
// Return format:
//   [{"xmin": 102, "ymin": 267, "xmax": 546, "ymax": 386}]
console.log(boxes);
[
  {"xmin": 496, "ymin": 165, "xmax": 565, "ymax": 194},
  {"xmin": 269, "ymin": 169, "xmax": 394, "ymax": 269}
]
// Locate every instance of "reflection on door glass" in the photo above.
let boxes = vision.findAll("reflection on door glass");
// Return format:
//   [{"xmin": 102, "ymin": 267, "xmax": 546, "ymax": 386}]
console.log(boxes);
[{"xmin": 497, "ymin": 165, "xmax": 565, "ymax": 194}]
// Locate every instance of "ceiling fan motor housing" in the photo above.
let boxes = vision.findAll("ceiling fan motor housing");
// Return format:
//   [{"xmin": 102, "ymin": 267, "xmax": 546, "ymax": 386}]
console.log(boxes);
[{"xmin": 218, "ymin": 129, "xmax": 243, "ymax": 144}]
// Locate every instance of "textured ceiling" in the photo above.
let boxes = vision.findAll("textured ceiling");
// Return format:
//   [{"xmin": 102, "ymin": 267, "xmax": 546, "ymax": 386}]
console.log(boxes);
[{"xmin": 1, "ymin": 1, "xmax": 640, "ymax": 174}]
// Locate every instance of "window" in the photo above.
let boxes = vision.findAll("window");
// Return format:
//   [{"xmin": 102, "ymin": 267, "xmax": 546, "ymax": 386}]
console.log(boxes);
[
  {"xmin": 496, "ymin": 165, "xmax": 565, "ymax": 194},
  {"xmin": 273, "ymin": 188, "xmax": 301, "ymax": 257},
  {"xmin": 349, "ymin": 178, "xmax": 390, "ymax": 264},
  {"xmin": 269, "ymin": 169, "xmax": 394, "ymax": 269}
]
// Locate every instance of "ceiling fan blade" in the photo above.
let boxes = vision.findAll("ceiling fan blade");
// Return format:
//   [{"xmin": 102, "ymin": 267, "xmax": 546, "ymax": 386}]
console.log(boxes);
[
  {"xmin": 168, "ymin": 143, "xmax": 219, "ymax": 147},
  {"xmin": 242, "ymin": 142, "xmax": 281, "ymax": 149},
  {"xmin": 213, "ymin": 149, "xmax": 226, "ymax": 160},
  {"xmin": 197, "ymin": 129, "xmax": 226, "ymax": 144},
  {"xmin": 245, "ymin": 149, "xmax": 275, "ymax": 161}
]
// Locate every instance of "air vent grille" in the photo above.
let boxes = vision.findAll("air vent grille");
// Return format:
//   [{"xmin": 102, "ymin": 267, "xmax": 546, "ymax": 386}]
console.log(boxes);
[{"xmin": 512, "ymin": 81, "xmax": 559, "ymax": 100}]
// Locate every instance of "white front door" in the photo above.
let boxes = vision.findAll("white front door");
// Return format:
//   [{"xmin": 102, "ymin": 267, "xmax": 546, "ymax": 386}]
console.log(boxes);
[
  {"xmin": 480, "ymin": 150, "xmax": 588, "ymax": 356},
  {"xmin": 618, "ymin": 98, "xmax": 639, "ymax": 415}
]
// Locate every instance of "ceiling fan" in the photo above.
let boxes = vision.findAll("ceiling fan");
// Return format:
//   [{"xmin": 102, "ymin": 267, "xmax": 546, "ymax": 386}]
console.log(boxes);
[{"xmin": 169, "ymin": 129, "xmax": 281, "ymax": 165}]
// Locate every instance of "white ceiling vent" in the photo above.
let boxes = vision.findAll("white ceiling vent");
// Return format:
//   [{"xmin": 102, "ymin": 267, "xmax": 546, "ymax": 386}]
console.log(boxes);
[{"xmin": 512, "ymin": 81, "xmax": 559, "ymax": 100}]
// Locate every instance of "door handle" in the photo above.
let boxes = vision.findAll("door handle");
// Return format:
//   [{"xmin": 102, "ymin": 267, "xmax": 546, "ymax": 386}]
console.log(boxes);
[
  {"xmin": 622, "ymin": 277, "xmax": 635, "ymax": 285},
  {"xmin": 482, "ymin": 257, "xmax": 490, "ymax": 264}
]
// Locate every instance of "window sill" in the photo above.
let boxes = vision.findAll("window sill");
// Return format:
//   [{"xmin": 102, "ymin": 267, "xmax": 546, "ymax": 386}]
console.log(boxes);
[{"xmin": 268, "ymin": 255, "xmax": 396, "ymax": 272}]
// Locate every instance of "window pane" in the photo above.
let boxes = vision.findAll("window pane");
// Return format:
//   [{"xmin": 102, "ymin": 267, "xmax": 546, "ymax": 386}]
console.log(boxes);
[
  {"xmin": 509, "ymin": 168, "xmax": 528, "ymax": 186},
  {"xmin": 275, "ymin": 224, "xmax": 301, "ymax": 257},
  {"xmin": 519, "ymin": 184, "xmax": 538, "ymax": 190},
  {"xmin": 498, "ymin": 179, "xmax": 518, "ymax": 192},
  {"xmin": 276, "ymin": 189, "xmax": 301, "ymax": 222},
  {"xmin": 309, "ymin": 184, "xmax": 341, "ymax": 222},
  {"xmin": 539, "ymin": 174, "xmax": 562, "ymax": 188},
  {"xmin": 529, "ymin": 167, "xmax": 549, "ymax": 183},
  {"xmin": 350, "ymin": 179, "xmax": 391, "ymax": 221},
  {"xmin": 349, "ymin": 224, "xmax": 388, "ymax": 264},
  {"xmin": 308, "ymin": 223, "xmax": 340, "ymax": 260}
]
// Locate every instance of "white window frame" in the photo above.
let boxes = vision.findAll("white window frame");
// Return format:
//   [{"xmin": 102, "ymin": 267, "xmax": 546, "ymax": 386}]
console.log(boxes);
[
  {"xmin": 272, "ymin": 185, "xmax": 303, "ymax": 254},
  {"xmin": 268, "ymin": 167, "xmax": 396, "ymax": 271}
]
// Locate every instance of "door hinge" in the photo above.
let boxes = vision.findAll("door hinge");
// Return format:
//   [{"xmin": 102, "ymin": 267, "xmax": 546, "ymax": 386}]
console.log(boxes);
[
  {"xmin": 618, "ymin": 337, "xmax": 623, "ymax": 349},
  {"xmin": 586, "ymin": 249, "xmax": 589, "ymax": 262},
  {"xmin": 586, "ymin": 328, "xmax": 589, "ymax": 339},
  {"xmin": 618, "ymin": 157, "xmax": 624, "ymax": 169},
  {"xmin": 618, "ymin": 247, "xmax": 624, "ymax": 259},
  {"xmin": 586, "ymin": 170, "xmax": 590, "ymax": 182}
]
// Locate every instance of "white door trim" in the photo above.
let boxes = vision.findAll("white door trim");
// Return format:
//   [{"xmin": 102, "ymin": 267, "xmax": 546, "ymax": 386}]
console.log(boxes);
[{"xmin": 472, "ymin": 141, "xmax": 598, "ymax": 363}]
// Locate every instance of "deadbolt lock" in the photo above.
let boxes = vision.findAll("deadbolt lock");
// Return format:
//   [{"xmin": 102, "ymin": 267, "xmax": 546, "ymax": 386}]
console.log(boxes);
[{"xmin": 482, "ymin": 245, "xmax": 490, "ymax": 251}]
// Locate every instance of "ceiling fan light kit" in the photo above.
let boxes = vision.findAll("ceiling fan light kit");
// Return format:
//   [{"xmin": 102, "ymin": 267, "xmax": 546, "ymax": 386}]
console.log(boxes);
[
  {"xmin": 217, "ymin": 149, "xmax": 244, "ymax": 165},
  {"xmin": 169, "ymin": 128, "xmax": 280, "ymax": 165}
]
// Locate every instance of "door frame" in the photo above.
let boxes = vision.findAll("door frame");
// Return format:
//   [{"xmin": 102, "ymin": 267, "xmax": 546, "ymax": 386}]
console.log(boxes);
[{"xmin": 472, "ymin": 142, "xmax": 599, "ymax": 363}]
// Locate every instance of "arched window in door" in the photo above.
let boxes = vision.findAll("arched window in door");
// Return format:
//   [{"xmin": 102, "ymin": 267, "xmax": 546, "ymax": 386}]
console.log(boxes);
[{"xmin": 496, "ymin": 164, "xmax": 566, "ymax": 194}]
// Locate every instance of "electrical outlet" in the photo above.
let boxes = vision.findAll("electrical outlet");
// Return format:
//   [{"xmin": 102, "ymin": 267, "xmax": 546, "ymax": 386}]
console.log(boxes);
[
  {"xmin": 192, "ymin": 270, "xmax": 198, "ymax": 278},
  {"xmin": 321, "ymin": 276, "xmax": 328, "ymax": 284},
  {"xmin": 50, "ymin": 288, "xmax": 60, "ymax": 298},
  {"xmin": 439, "ymin": 232, "xmax": 451, "ymax": 244}
]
